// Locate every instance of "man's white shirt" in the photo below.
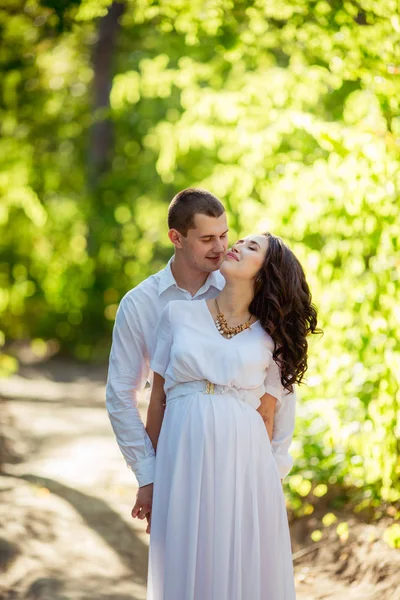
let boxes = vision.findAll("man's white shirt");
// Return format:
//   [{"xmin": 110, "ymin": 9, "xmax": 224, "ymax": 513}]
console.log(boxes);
[
  {"xmin": 106, "ymin": 258, "xmax": 225, "ymax": 487},
  {"xmin": 106, "ymin": 257, "xmax": 296, "ymax": 487}
]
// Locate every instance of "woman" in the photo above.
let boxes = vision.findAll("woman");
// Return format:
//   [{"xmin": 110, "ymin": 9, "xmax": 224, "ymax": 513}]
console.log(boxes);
[{"xmin": 145, "ymin": 232, "xmax": 320, "ymax": 600}]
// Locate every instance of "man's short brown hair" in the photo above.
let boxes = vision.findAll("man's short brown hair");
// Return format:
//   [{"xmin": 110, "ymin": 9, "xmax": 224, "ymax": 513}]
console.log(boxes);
[{"xmin": 168, "ymin": 188, "xmax": 225, "ymax": 236}]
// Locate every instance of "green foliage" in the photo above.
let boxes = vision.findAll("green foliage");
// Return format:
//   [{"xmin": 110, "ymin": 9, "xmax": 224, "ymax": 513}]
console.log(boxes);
[
  {"xmin": 383, "ymin": 523, "xmax": 400, "ymax": 549},
  {"xmin": 0, "ymin": 0, "xmax": 399, "ymax": 509}
]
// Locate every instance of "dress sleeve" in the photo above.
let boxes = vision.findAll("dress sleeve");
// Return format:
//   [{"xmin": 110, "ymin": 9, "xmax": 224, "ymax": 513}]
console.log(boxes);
[
  {"xmin": 150, "ymin": 302, "xmax": 173, "ymax": 378},
  {"xmin": 271, "ymin": 387, "xmax": 296, "ymax": 479},
  {"xmin": 264, "ymin": 355, "xmax": 297, "ymax": 479},
  {"xmin": 264, "ymin": 355, "xmax": 283, "ymax": 404}
]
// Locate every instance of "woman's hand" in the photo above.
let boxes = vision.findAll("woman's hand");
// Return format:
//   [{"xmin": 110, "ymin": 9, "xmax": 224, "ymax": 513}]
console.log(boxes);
[{"xmin": 132, "ymin": 482, "xmax": 153, "ymax": 534}]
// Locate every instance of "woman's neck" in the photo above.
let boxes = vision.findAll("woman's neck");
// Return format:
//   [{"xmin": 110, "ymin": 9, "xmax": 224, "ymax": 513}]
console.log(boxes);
[{"xmin": 216, "ymin": 281, "xmax": 254, "ymax": 319}]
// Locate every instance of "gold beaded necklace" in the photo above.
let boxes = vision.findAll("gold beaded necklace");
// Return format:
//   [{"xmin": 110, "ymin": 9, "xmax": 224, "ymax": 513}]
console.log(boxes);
[{"xmin": 214, "ymin": 298, "xmax": 252, "ymax": 339}]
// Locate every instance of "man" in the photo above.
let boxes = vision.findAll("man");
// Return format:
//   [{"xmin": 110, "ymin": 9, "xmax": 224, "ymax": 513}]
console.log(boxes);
[{"xmin": 106, "ymin": 188, "xmax": 229, "ymax": 531}]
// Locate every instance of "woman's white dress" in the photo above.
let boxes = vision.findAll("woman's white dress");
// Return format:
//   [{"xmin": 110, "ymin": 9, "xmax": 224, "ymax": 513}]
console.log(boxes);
[{"xmin": 147, "ymin": 299, "xmax": 296, "ymax": 600}]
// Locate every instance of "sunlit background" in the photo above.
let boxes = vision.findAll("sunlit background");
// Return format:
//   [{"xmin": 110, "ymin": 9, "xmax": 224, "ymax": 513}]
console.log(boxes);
[{"xmin": 1, "ymin": 0, "xmax": 399, "ymax": 598}]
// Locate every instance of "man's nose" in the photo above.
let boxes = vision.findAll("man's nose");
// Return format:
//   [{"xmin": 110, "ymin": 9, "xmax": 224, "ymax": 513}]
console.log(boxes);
[{"xmin": 213, "ymin": 238, "xmax": 226, "ymax": 253}]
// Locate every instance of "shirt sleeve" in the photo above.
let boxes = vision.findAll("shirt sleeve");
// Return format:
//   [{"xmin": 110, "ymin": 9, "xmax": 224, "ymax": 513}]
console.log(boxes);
[
  {"xmin": 105, "ymin": 294, "xmax": 156, "ymax": 487},
  {"xmin": 150, "ymin": 303, "xmax": 173, "ymax": 378},
  {"xmin": 264, "ymin": 356, "xmax": 297, "ymax": 479}
]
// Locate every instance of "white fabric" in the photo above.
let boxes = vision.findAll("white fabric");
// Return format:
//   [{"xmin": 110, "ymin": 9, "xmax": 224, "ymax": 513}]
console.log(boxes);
[
  {"xmin": 151, "ymin": 300, "xmax": 296, "ymax": 479},
  {"xmin": 148, "ymin": 299, "xmax": 296, "ymax": 599},
  {"xmin": 106, "ymin": 258, "xmax": 225, "ymax": 487}
]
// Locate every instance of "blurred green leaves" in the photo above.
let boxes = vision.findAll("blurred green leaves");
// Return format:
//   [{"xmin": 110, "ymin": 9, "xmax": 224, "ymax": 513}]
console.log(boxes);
[{"xmin": 0, "ymin": 0, "xmax": 399, "ymax": 509}]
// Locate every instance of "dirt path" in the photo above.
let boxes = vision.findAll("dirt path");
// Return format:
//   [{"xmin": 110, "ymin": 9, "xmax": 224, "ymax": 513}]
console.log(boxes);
[{"xmin": 1, "ymin": 359, "xmax": 398, "ymax": 599}]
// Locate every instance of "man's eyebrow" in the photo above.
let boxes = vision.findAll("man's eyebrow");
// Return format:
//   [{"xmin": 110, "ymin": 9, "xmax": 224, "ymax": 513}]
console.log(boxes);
[{"xmin": 199, "ymin": 229, "xmax": 229, "ymax": 239}]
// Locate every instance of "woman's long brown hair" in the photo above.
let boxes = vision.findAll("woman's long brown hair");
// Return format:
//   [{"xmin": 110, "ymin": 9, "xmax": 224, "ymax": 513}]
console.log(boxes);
[{"xmin": 249, "ymin": 232, "xmax": 322, "ymax": 393}]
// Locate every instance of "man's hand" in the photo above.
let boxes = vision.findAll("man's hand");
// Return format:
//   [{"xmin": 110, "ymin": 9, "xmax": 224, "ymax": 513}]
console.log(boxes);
[{"xmin": 131, "ymin": 483, "xmax": 153, "ymax": 534}]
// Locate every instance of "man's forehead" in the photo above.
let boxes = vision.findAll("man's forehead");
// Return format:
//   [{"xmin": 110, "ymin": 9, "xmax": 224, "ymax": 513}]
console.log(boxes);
[{"xmin": 192, "ymin": 213, "xmax": 228, "ymax": 236}]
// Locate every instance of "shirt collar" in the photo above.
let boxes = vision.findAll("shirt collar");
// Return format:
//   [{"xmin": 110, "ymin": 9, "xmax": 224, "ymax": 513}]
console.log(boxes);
[
  {"xmin": 158, "ymin": 256, "xmax": 225, "ymax": 296},
  {"xmin": 157, "ymin": 257, "xmax": 176, "ymax": 295}
]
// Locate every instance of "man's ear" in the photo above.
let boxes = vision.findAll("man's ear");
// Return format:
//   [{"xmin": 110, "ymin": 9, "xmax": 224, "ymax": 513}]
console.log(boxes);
[{"xmin": 168, "ymin": 228, "xmax": 184, "ymax": 249}]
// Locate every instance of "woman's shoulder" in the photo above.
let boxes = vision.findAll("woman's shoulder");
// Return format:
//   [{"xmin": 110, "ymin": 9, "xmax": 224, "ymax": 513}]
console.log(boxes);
[
  {"xmin": 167, "ymin": 298, "xmax": 192, "ymax": 312},
  {"xmin": 165, "ymin": 298, "xmax": 205, "ymax": 318},
  {"xmin": 257, "ymin": 325, "xmax": 275, "ymax": 354}
]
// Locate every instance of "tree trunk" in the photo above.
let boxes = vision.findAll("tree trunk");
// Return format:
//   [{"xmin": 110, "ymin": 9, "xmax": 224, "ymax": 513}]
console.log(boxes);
[{"xmin": 89, "ymin": 1, "xmax": 125, "ymax": 186}]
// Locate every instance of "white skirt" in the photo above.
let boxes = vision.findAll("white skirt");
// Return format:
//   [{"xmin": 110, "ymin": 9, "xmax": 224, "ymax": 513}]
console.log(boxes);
[{"xmin": 147, "ymin": 385, "xmax": 296, "ymax": 600}]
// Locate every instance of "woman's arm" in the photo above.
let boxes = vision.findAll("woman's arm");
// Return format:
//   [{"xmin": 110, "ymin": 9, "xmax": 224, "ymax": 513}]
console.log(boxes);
[
  {"xmin": 146, "ymin": 372, "xmax": 167, "ymax": 451},
  {"xmin": 257, "ymin": 392, "xmax": 277, "ymax": 442},
  {"xmin": 257, "ymin": 392, "xmax": 283, "ymax": 484}
]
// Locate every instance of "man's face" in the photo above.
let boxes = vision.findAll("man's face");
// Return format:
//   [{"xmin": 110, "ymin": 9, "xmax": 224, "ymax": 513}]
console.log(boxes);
[{"xmin": 180, "ymin": 213, "xmax": 229, "ymax": 273}]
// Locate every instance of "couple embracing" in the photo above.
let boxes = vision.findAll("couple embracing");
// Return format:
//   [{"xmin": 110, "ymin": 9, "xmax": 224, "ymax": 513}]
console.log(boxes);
[{"xmin": 106, "ymin": 188, "xmax": 320, "ymax": 599}]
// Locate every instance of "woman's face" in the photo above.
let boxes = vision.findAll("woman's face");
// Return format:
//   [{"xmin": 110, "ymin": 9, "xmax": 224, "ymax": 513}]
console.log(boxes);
[{"xmin": 220, "ymin": 234, "xmax": 268, "ymax": 281}]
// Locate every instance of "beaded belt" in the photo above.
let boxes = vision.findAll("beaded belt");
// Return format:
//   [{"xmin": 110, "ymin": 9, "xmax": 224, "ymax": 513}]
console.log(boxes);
[
  {"xmin": 166, "ymin": 380, "xmax": 262, "ymax": 409},
  {"xmin": 205, "ymin": 380, "xmax": 215, "ymax": 394}
]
